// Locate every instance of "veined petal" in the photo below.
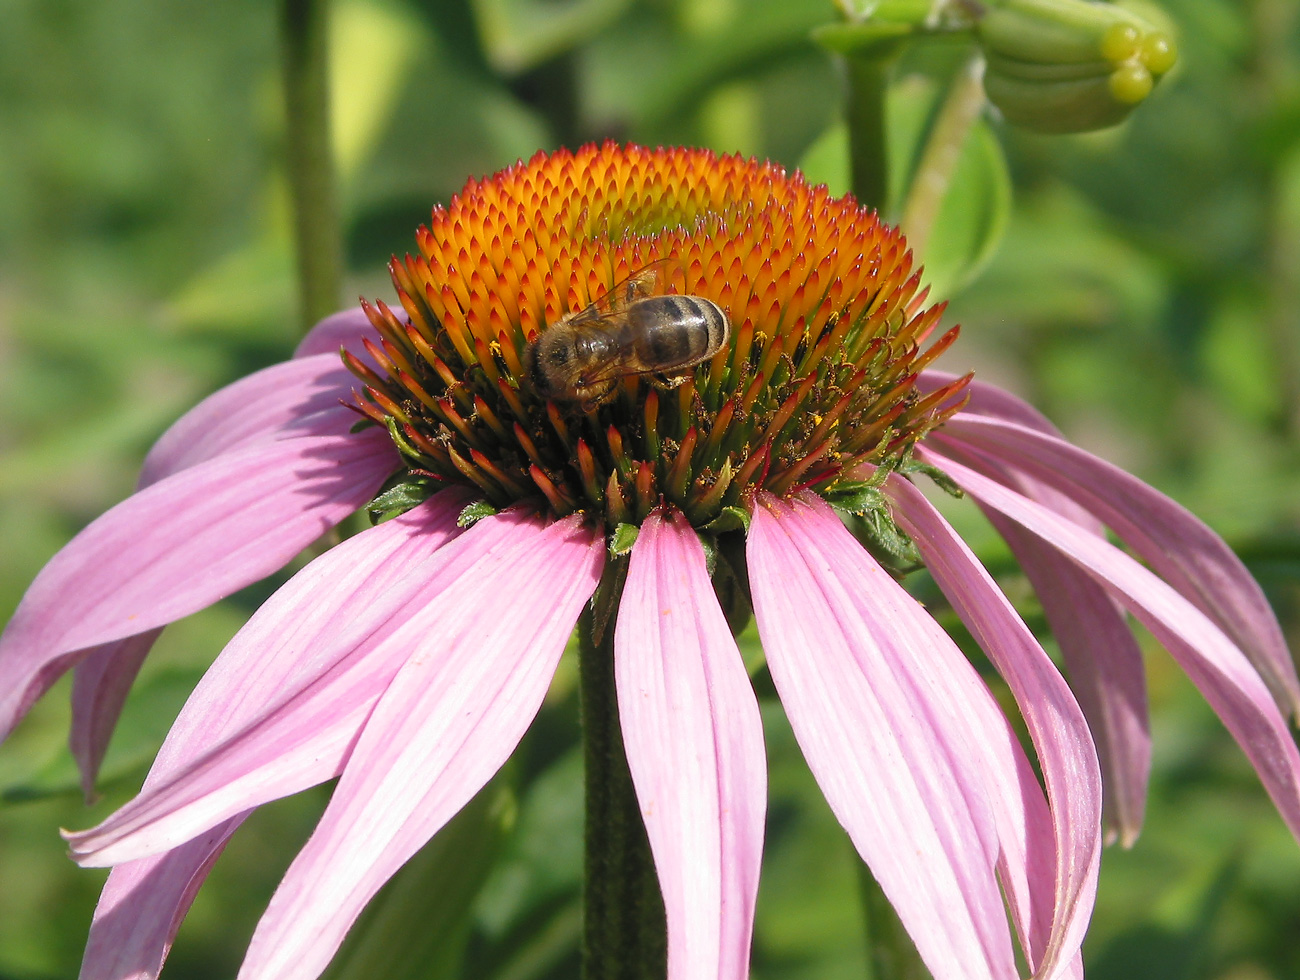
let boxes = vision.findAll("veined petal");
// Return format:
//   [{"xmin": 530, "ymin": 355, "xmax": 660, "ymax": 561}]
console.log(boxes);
[
  {"xmin": 924, "ymin": 448, "xmax": 1300, "ymax": 843},
  {"xmin": 71, "ymin": 355, "xmax": 356, "ymax": 792},
  {"xmin": 938, "ymin": 414, "xmax": 1300, "ymax": 719},
  {"xmin": 79, "ymin": 816, "xmax": 246, "ymax": 980},
  {"xmin": 294, "ymin": 307, "xmax": 380, "ymax": 360},
  {"xmin": 70, "ymin": 630, "xmax": 164, "ymax": 801},
  {"xmin": 0, "ymin": 424, "xmax": 397, "ymax": 742},
  {"xmin": 747, "ymin": 492, "xmax": 1017, "ymax": 980},
  {"xmin": 139, "ymin": 354, "xmax": 356, "ymax": 487},
  {"xmin": 953, "ymin": 450, "xmax": 1151, "ymax": 847},
  {"xmin": 885, "ymin": 475, "xmax": 1102, "ymax": 979},
  {"xmin": 71, "ymin": 357, "xmax": 360, "ymax": 794},
  {"xmin": 913, "ymin": 402, "xmax": 1152, "ymax": 845},
  {"xmin": 236, "ymin": 514, "xmax": 604, "ymax": 980},
  {"xmin": 66, "ymin": 489, "xmax": 472, "ymax": 866},
  {"xmin": 616, "ymin": 508, "xmax": 766, "ymax": 980}
]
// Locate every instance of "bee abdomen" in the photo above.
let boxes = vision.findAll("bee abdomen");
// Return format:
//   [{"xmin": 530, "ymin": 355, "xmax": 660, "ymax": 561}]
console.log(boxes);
[{"xmin": 631, "ymin": 296, "xmax": 729, "ymax": 369}]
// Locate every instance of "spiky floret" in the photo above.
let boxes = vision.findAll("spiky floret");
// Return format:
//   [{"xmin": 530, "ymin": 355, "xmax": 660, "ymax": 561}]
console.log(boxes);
[{"xmin": 345, "ymin": 142, "xmax": 970, "ymax": 530}]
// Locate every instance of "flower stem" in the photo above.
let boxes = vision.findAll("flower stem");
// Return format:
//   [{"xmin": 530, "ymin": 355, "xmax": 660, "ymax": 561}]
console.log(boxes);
[
  {"xmin": 846, "ymin": 52, "xmax": 895, "ymax": 213},
  {"xmin": 857, "ymin": 862, "xmax": 932, "ymax": 980},
  {"xmin": 899, "ymin": 54, "xmax": 987, "ymax": 260},
  {"xmin": 578, "ymin": 567, "xmax": 667, "ymax": 980},
  {"xmin": 280, "ymin": 0, "xmax": 344, "ymax": 333}
]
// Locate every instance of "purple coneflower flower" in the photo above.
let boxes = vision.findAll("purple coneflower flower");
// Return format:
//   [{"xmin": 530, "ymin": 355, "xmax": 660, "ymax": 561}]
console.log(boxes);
[{"xmin": 1, "ymin": 143, "xmax": 1297, "ymax": 980}]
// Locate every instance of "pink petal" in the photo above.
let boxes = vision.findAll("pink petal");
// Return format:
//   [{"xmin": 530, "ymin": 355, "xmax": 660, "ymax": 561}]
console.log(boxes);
[
  {"xmin": 294, "ymin": 307, "xmax": 381, "ymax": 360},
  {"xmin": 71, "ymin": 355, "xmax": 358, "ymax": 793},
  {"xmin": 66, "ymin": 489, "xmax": 473, "ymax": 866},
  {"xmin": 912, "ymin": 395, "xmax": 1152, "ymax": 845},
  {"xmin": 615, "ymin": 508, "xmax": 766, "ymax": 980},
  {"xmin": 78, "ymin": 816, "xmax": 246, "ymax": 980},
  {"xmin": 0, "ymin": 423, "xmax": 397, "ymax": 742},
  {"xmin": 937, "ymin": 414, "xmax": 1300, "ymax": 719},
  {"xmin": 235, "ymin": 514, "xmax": 603, "ymax": 980},
  {"xmin": 747, "ymin": 492, "xmax": 1018, "ymax": 980},
  {"xmin": 923, "ymin": 448, "xmax": 1300, "ymax": 843},
  {"xmin": 139, "ymin": 355, "xmax": 356, "ymax": 487},
  {"xmin": 70, "ymin": 630, "xmax": 164, "ymax": 801},
  {"xmin": 884, "ymin": 475, "xmax": 1101, "ymax": 978},
  {"xmin": 947, "ymin": 446, "xmax": 1151, "ymax": 846},
  {"xmin": 918, "ymin": 370, "xmax": 1058, "ymax": 433}
]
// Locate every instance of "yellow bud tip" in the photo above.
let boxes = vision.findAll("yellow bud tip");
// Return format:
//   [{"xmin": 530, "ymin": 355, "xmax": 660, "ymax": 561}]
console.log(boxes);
[
  {"xmin": 1141, "ymin": 32, "xmax": 1177, "ymax": 75},
  {"xmin": 1100, "ymin": 23, "xmax": 1141, "ymax": 64},
  {"xmin": 1109, "ymin": 63, "xmax": 1153, "ymax": 104}
]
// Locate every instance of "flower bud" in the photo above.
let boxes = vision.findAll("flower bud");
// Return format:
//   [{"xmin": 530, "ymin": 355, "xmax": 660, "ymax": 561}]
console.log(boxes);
[{"xmin": 976, "ymin": 0, "xmax": 1178, "ymax": 133}]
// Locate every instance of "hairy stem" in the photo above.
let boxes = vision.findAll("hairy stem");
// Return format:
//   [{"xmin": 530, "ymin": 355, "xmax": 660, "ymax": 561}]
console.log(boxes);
[{"xmin": 579, "ymin": 575, "xmax": 667, "ymax": 980}]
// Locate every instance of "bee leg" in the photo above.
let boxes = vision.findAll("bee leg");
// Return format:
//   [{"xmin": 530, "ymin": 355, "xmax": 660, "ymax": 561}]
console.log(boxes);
[{"xmin": 648, "ymin": 372, "xmax": 689, "ymax": 390}]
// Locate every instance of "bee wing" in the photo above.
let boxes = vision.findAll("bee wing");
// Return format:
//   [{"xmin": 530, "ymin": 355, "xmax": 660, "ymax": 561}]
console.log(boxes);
[{"xmin": 569, "ymin": 257, "xmax": 673, "ymax": 323}]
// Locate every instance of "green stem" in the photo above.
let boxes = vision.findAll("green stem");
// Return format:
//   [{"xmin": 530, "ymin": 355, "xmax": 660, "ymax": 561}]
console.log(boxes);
[
  {"xmin": 579, "ymin": 571, "xmax": 667, "ymax": 980},
  {"xmin": 846, "ymin": 53, "xmax": 894, "ymax": 213},
  {"xmin": 857, "ymin": 862, "xmax": 932, "ymax": 980},
  {"xmin": 280, "ymin": 0, "xmax": 344, "ymax": 334},
  {"xmin": 899, "ymin": 54, "xmax": 987, "ymax": 260}
]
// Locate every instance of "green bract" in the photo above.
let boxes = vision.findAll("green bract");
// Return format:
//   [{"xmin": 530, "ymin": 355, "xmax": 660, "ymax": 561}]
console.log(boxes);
[{"xmin": 976, "ymin": 0, "xmax": 1178, "ymax": 133}]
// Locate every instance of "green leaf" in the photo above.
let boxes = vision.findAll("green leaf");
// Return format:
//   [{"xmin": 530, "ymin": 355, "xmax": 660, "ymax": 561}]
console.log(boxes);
[
  {"xmin": 822, "ymin": 480, "xmax": 888, "ymax": 515},
  {"xmin": 459, "ymin": 499, "xmax": 501, "ymax": 528},
  {"xmin": 609, "ymin": 522, "xmax": 639, "ymax": 556},
  {"xmin": 322, "ymin": 776, "xmax": 516, "ymax": 980},
  {"xmin": 702, "ymin": 505, "xmax": 751, "ymax": 535},
  {"xmin": 366, "ymin": 472, "xmax": 438, "ymax": 524},
  {"xmin": 473, "ymin": 0, "xmax": 634, "ymax": 74},
  {"xmin": 898, "ymin": 457, "xmax": 964, "ymax": 497},
  {"xmin": 889, "ymin": 70, "xmax": 1013, "ymax": 298}
]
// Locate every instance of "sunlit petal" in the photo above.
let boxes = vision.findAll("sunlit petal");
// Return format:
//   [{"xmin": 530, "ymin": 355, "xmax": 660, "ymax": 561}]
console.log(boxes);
[
  {"xmin": 748, "ymin": 492, "xmax": 1017, "ymax": 980},
  {"xmin": 926, "ymin": 448, "xmax": 1300, "ymax": 843},
  {"xmin": 885, "ymin": 475, "xmax": 1101, "ymax": 978},
  {"xmin": 235, "ymin": 515, "xmax": 603, "ymax": 980},
  {"xmin": 66, "ymin": 490, "xmax": 472, "ymax": 866},
  {"xmin": 616, "ymin": 508, "xmax": 766, "ymax": 980},
  {"xmin": 939, "ymin": 414, "xmax": 1300, "ymax": 718},
  {"xmin": 0, "ymin": 424, "xmax": 396, "ymax": 741}
]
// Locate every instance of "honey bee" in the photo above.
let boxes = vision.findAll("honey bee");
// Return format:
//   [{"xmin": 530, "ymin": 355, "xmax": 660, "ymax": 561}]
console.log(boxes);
[{"xmin": 524, "ymin": 261, "xmax": 730, "ymax": 409}]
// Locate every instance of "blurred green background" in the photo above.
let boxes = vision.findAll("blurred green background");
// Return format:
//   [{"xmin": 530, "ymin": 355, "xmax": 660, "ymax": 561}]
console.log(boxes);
[{"xmin": 1, "ymin": 0, "xmax": 1298, "ymax": 978}]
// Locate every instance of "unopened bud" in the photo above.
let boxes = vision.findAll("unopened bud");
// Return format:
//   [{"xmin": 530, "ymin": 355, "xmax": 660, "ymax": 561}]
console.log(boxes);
[{"xmin": 976, "ymin": 0, "xmax": 1178, "ymax": 133}]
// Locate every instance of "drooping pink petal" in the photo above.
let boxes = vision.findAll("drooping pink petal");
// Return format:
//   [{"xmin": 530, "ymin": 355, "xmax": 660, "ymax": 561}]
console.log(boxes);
[
  {"xmin": 937, "ymin": 414, "xmax": 1300, "ymax": 719},
  {"xmin": 936, "ymin": 441, "xmax": 1151, "ymax": 846},
  {"xmin": 73, "ymin": 493, "xmax": 477, "ymax": 980},
  {"xmin": 78, "ymin": 816, "xmax": 247, "ymax": 980},
  {"xmin": 913, "ymin": 386, "xmax": 1154, "ymax": 845},
  {"xmin": 0, "ymin": 423, "xmax": 397, "ymax": 742},
  {"xmin": 66, "ymin": 489, "xmax": 473, "ymax": 866},
  {"xmin": 747, "ymin": 492, "xmax": 1018, "ymax": 980},
  {"xmin": 70, "ymin": 630, "xmax": 164, "ymax": 801},
  {"xmin": 235, "ymin": 514, "xmax": 604, "ymax": 980},
  {"xmin": 139, "ymin": 355, "xmax": 357, "ymax": 487},
  {"xmin": 884, "ymin": 475, "xmax": 1101, "ymax": 978},
  {"xmin": 615, "ymin": 508, "xmax": 766, "ymax": 980},
  {"xmin": 71, "ymin": 355, "xmax": 359, "ymax": 793},
  {"xmin": 924, "ymin": 448, "xmax": 1300, "ymax": 843},
  {"xmin": 293, "ymin": 307, "xmax": 380, "ymax": 360}
]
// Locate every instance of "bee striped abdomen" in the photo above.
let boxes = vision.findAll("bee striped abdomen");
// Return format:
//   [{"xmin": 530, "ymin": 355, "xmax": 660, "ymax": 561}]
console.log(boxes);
[{"xmin": 630, "ymin": 296, "xmax": 729, "ymax": 371}]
